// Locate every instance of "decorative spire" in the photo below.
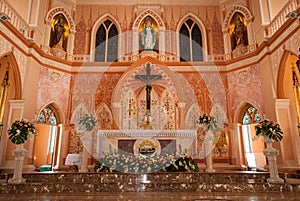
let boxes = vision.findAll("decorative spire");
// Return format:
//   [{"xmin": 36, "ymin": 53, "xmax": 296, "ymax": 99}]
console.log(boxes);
[
  {"xmin": 170, "ymin": 6, "xmax": 175, "ymax": 30},
  {"xmin": 123, "ymin": 7, "xmax": 128, "ymax": 31}
]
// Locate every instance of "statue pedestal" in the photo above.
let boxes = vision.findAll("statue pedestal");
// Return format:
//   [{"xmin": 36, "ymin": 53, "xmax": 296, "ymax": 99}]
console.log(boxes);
[
  {"xmin": 204, "ymin": 131, "xmax": 215, "ymax": 173},
  {"xmin": 8, "ymin": 144, "xmax": 28, "ymax": 184},
  {"xmin": 199, "ymin": 124, "xmax": 215, "ymax": 172},
  {"xmin": 263, "ymin": 136, "xmax": 284, "ymax": 183},
  {"xmin": 79, "ymin": 147, "xmax": 89, "ymax": 172},
  {"xmin": 50, "ymin": 46, "xmax": 66, "ymax": 59}
]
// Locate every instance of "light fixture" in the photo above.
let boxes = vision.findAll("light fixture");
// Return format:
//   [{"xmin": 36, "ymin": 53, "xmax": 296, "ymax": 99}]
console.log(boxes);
[
  {"xmin": 286, "ymin": 11, "xmax": 300, "ymax": 19},
  {"xmin": 0, "ymin": 12, "xmax": 10, "ymax": 21}
]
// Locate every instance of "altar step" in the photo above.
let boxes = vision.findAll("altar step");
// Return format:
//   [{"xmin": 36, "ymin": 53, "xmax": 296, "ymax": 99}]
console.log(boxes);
[{"xmin": 1, "ymin": 171, "xmax": 300, "ymax": 194}]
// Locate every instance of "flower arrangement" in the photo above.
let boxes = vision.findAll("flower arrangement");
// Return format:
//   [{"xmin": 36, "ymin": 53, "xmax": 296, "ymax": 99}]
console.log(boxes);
[
  {"xmin": 254, "ymin": 119, "xmax": 283, "ymax": 142},
  {"xmin": 198, "ymin": 113, "xmax": 217, "ymax": 130},
  {"xmin": 94, "ymin": 153, "xmax": 199, "ymax": 173},
  {"xmin": 77, "ymin": 113, "xmax": 96, "ymax": 131},
  {"xmin": 8, "ymin": 119, "xmax": 36, "ymax": 144}
]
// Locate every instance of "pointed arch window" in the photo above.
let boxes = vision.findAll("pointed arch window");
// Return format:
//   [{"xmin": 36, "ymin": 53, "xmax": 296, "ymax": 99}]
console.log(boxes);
[
  {"xmin": 179, "ymin": 19, "xmax": 203, "ymax": 62},
  {"xmin": 39, "ymin": 106, "xmax": 57, "ymax": 125},
  {"xmin": 242, "ymin": 105, "xmax": 261, "ymax": 124},
  {"xmin": 95, "ymin": 19, "xmax": 118, "ymax": 62}
]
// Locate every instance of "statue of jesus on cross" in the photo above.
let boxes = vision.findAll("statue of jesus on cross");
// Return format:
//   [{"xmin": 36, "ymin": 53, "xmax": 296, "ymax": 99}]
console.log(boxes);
[{"xmin": 135, "ymin": 63, "xmax": 162, "ymax": 125}]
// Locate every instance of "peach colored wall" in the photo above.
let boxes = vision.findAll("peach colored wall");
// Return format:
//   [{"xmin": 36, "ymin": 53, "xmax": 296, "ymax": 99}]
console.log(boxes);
[
  {"xmin": 8, "ymin": 0, "xmax": 30, "ymax": 22},
  {"xmin": 34, "ymin": 124, "xmax": 50, "ymax": 168},
  {"xmin": 259, "ymin": 56, "xmax": 277, "ymax": 120},
  {"xmin": 36, "ymin": 66, "xmax": 71, "ymax": 118},
  {"xmin": 22, "ymin": 59, "xmax": 40, "ymax": 120}
]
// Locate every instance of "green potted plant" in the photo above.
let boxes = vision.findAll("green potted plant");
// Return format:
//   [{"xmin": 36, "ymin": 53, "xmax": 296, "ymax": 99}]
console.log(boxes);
[
  {"xmin": 8, "ymin": 119, "xmax": 36, "ymax": 145},
  {"xmin": 7, "ymin": 119, "xmax": 36, "ymax": 184},
  {"xmin": 254, "ymin": 119, "xmax": 283, "ymax": 142}
]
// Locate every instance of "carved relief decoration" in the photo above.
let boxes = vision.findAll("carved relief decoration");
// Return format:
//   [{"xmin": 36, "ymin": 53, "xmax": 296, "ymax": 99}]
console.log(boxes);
[
  {"xmin": 46, "ymin": 7, "xmax": 75, "ymax": 30},
  {"xmin": 95, "ymin": 72, "xmax": 122, "ymax": 110},
  {"xmin": 211, "ymin": 12, "xmax": 225, "ymax": 55},
  {"xmin": 74, "ymin": 20, "xmax": 87, "ymax": 54},
  {"xmin": 223, "ymin": 5, "xmax": 252, "ymax": 30},
  {"xmin": 37, "ymin": 67, "xmax": 71, "ymax": 115},
  {"xmin": 182, "ymin": 72, "xmax": 212, "ymax": 113},
  {"xmin": 227, "ymin": 65, "xmax": 263, "ymax": 120},
  {"xmin": 133, "ymin": 8, "xmax": 165, "ymax": 29},
  {"xmin": 72, "ymin": 73, "xmax": 101, "ymax": 112}
]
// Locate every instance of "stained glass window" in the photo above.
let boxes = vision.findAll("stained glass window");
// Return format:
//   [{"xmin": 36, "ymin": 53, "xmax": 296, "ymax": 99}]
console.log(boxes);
[
  {"xmin": 242, "ymin": 105, "xmax": 261, "ymax": 124},
  {"xmin": 39, "ymin": 106, "xmax": 57, "ymax": 125}
]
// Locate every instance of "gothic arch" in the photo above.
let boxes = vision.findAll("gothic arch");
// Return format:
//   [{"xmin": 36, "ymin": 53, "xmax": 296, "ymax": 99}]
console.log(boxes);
[
  {"xmin": 223, "ymin": 5, "xmax": 253, "ymax": 29},
  {"xmin": 132, "ymin": 9, "xmax": 166, "ymax": 30},
  {"xmin": 185, "ymin": 103, "xmax": 201, "ymax": 130},
  {"xmin": 90, "ymin": 14, "xmax": 122, "ymax": 62},
  {"xmin": 234, "ymin": 101, "xmax": 263, "ymax": 124},
  {"xmin": 176, "ymin": 13, "xmax": 208, "ymax": 61},
  {"xmin": 112, "ymin": 57, "xmax": 185, "ymax": 103},
  {"xmin": 0, "ymin": 52, "xmax": 22, "ymax": 100},
  {"xmin": 277, "ymin": 50, "xmax": 292, "ymax": 98},
  {"xmin": 37, "ymin": 102, "xmax": 64, "ymax": 124},
  {"xmin": 45, "ymin": 7, "xmax": 75, "ymax": 30},
  {"xmin": 44, "ymin": 7, "xmax": 76, "ymax": 59},
  {"xmin": 95, "ymin": 102, "xmax": 113, "ymax": 129}
]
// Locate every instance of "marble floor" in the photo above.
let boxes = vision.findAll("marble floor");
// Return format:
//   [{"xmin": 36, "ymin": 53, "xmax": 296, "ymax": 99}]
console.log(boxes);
[{"xmin": 0, "ymin": 192, "xmax": 299, "ymax": 201}]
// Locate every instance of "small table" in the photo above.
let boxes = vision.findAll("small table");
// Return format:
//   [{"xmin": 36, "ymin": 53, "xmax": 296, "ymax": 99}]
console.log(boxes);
[{"xmin": 65, "ymin": 154, "xmax": 82, "ymax": 171}]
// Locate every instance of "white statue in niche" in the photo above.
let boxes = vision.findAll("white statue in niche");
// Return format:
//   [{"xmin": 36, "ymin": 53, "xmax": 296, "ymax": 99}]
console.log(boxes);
[{"xmin": 141, "ymin": 18, "xmax": 156, "ymax": 50}]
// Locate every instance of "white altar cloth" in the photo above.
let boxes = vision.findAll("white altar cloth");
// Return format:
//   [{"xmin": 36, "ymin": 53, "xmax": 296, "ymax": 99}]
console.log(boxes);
[
  {"xmin": 65, "ymin": 154, "xmax": 82, "ymax": 166},
  {"xmin": 96, "ymin": 130, "xmax": 197, "ymax": 158}
]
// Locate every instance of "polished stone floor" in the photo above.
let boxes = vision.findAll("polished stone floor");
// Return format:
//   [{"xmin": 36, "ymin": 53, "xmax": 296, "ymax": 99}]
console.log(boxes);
[{"xmin": 0, "ymin": 192, "xmax": 299, "ymax": 201}]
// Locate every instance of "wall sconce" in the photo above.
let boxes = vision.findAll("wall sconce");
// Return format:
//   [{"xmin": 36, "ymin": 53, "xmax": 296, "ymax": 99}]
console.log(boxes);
[{"xmin": 0, "ymin": 12, "xmax": 10, "ymax": 21}]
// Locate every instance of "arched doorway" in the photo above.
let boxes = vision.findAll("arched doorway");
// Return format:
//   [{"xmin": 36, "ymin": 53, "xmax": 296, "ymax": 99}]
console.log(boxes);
[
  {"xmin": 33, "ymin": 104, "xmax": 61, "ymax": 171},
  {"xmin": 240, "ymin": 104, "xmax": 266, "ymax": 170}
]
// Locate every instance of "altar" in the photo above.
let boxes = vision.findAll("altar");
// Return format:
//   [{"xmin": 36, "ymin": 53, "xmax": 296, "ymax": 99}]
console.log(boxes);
[{"xmin": 96, "ymin": 130, "xmax": 197, "ymax": 159}]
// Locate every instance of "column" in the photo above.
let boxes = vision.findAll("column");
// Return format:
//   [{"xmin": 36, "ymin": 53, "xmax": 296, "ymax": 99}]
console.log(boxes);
[
  {"xmin": 275, "ymin": 99, "xmax": 300, "ymax": 165},
  {"xmin": 246, "ymin": 17, "xmax": 255, "ymax": 46},
  {"xmin": 132, "ymin": 28, "xmax": 139, "ymax": 58},
  {"xmin": 43, "ymin": 20, "xmax": 51, "ymax": 53},
  {"xmin": 177, "ymin": 102, "xmax": 186, "ymax": 129},
  {"xmin": 222, "ymin": 28, "xmax": 231, "ymax": 54},
  {"xmin": 112, "ymin": 102, "xmax": 122, "ymax": 129},
  {"xmin": 67, "ymin": 30, "xmax": 75, "ymax": 61},
  {"xmin": 159, "ymin": 28, "xmax": 165, "ymax": 55}
]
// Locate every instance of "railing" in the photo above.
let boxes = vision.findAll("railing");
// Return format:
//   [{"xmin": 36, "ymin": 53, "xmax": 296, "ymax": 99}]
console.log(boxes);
[
  {"xmin": 0, "ymin": 0, "xmax": 32, "ymax": 39},
  {"xmin": 264, "ymin": 0, "xmax": 299, "ymax": 38}
]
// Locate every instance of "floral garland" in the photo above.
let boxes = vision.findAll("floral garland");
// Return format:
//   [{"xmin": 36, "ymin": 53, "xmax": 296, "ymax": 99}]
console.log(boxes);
[
  {"xmin": 8, "ymin": 119, "xmax": 36, "ymax": 144},
  {"xmin": 198, "ymin": 113, "xmax": 217, "ymax": 130},
  {"xmin": 77, "ymin": 113, "xmax": 96, "ymax": 131},
  {"xmin": 254, "ymin": 119, "xmax": 283, "ymax": 142},
  {"xmin": 94, "ymin": 153, "xmax": 199, "ymax": 173}
]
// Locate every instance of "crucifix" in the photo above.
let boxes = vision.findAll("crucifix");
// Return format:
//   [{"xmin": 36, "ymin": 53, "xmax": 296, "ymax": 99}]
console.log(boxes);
[{"xmin": 135, "ymin": 63, "xmax": 162, "ymax": 123}]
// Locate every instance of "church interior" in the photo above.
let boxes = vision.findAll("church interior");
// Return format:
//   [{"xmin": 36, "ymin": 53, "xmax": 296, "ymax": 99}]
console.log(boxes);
[{"xmin": 1, "ymin": 0, "xmax": 300, "ymax": 200}]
